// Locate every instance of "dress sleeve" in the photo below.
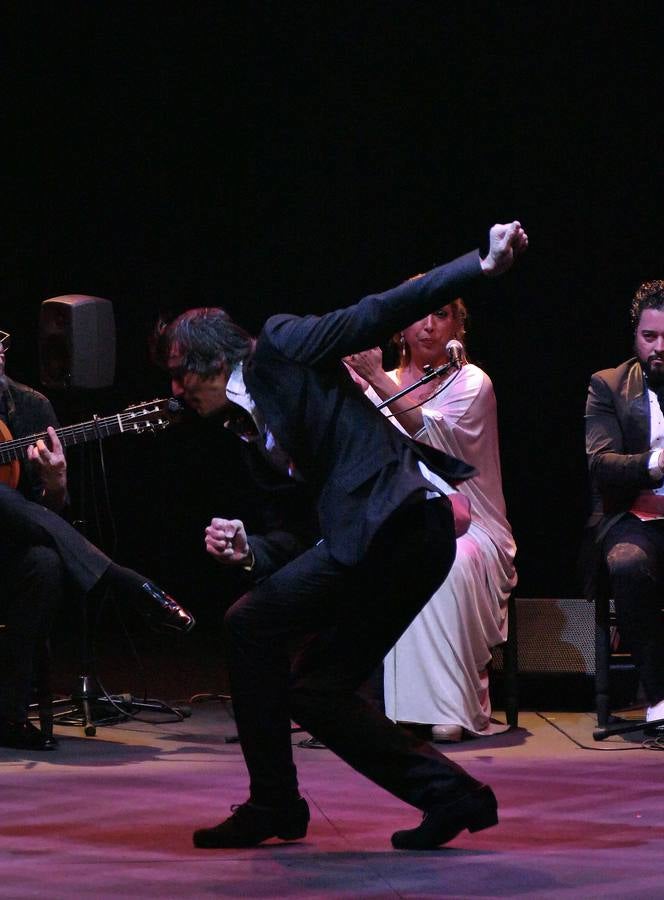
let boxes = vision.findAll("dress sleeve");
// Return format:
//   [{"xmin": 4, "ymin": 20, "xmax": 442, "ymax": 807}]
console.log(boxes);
[{"xmin": 419, "ymin": 366, "xmax": 485, "ymax": 447}]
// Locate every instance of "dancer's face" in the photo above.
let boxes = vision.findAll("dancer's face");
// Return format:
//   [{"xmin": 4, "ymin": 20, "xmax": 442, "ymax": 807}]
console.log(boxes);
[{"xmin": 167, "ymin": 345, "xmax": 231, "ymax": 417}]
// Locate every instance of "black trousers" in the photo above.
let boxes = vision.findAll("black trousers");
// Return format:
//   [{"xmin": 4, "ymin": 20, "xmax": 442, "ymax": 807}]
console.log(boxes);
[
  {"xmin": 0, "ymin": 484, "xmax": 109, "ymax": 591},
  {"xmin": 0, "ymin": 484, "xmax": 111, "ymax": 723},
  {"xmin": 603, "ymin": 514, "xmax": 664, "ymax": 704},
  {"xmin": 225, "ymin": 497, "xmax": 483, "ymax": 809},
  {"xmin": 0, "ymin": 546, "xmax": 64, "ymax": 721}
]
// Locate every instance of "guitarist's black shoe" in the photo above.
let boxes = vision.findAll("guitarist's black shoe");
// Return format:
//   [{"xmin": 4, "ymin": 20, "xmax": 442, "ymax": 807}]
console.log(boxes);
[
  {"xmin": 139, "ymin": 581, "xmax": 195, "ymax": 634},
  {"xmin": 100, "ymin": 564, "xmax": 195, "ymax": 634},
  {"xmin": 0, "ymin": 719, "xmax": 56, "ymax": 751}
]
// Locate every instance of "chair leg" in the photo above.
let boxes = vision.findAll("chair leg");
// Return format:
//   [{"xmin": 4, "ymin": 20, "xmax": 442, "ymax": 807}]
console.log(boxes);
[
  {"xmin": 34, "ymin": 641, "xmax": 54, "ymax": 740},
  {"xmin": 594, "ymin": 593, "xmax": 611, "ymax": 733},
  {"xmin": 503, "ymin": 592, "xmax": 519, "ymax": 729},
  {"xmin": 592, "ymin": 593, "xmax": 651, "ymax": 740}
]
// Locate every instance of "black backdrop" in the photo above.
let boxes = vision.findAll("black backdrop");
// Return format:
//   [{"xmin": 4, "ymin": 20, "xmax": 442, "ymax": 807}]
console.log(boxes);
[{"xmin": 3, "ymin": 3, "xmax": 664, "ymax": 611}]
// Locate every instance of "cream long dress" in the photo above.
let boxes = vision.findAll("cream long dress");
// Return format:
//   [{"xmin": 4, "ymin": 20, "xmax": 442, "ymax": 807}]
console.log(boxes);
[{"xmin": 366, "ymin": 363, "xmax": 517, "ymax": 735}]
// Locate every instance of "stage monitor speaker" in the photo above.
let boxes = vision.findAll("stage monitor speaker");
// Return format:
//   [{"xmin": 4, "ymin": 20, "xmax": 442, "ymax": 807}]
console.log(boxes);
[
  {"xmin": 493, "ymin": 597, "xmax": 595, "ymax": 675},
  {"xmin": 39, "ymin": 295, "xmax": 116, "ymax": 390},
  {"xmin": 491, "ymin": 597, "xmax": 602, "ymax": 712}
]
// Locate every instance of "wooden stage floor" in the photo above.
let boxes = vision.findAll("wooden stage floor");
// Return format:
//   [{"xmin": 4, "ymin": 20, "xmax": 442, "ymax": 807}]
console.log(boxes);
[{"xmin": 1, "ymin": 701, "xmax": 663, "ymax": 899}]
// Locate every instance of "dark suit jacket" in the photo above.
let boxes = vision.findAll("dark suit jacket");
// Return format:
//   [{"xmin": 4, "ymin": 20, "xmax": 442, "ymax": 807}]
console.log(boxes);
[
  {"xmin": 244, "ymin": 250, "xmax": 482, "ymax": 572},
  {"xmin": 585, "ymin": 358, "xmax": 662, "ymax": 536},
  {"xmin": 1, "ymin": 377, "xmax": 61, "ymax": 502},
  {"xmin": 583, "ymin": 357, "xmax": 663, "ymax": 595},
  {"xmin": 0, "ymin": 379, "xmax": 109, "ymax": 594}
]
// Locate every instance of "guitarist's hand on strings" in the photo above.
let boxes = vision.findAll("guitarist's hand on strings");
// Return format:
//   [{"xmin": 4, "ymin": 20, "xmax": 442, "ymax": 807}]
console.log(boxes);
[
  {"xmin": 205, "ymin": 517, "xmax": 254, "ymax": 570},
  {"xmin": 27, "ymin": 426, "xmax": 67, "ymax": 509}
]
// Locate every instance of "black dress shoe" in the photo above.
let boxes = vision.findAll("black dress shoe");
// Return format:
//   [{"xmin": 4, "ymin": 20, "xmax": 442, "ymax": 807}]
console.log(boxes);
[
  {"xmin": 193, "ymin": 797, "xmax": 310, "ymax": 849},
  {"xmin": 644, "ymin": 722, "xmax": 664, "ymax": 737},
  {"xmin": 0, "ymin": 719, "xmax": 56, "ymax": 751},
  {"xmin": 140, "ymin": 582, "xmax": 195, "ymax": 634},
  {"xmin": 391, "ymin": 784, "xmax": 498, "ymax": 850},
  {"xmin": 298, "ymin": 736, "xmax": 327, "ymax": 749}
]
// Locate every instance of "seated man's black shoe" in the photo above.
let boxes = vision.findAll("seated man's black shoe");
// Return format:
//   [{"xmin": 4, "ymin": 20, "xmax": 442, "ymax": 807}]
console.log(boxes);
[
  {"xmin": 193, "ymin": 797, "xmax": 310, "ymax": 849},
  {"xmin": 298, "ymin": 736, "xmax": 327, "ymax": 749},
  {"xmin": 140, "ymin": 582, "xmax": 195, "ymax": 634},
  {"xmin": 391, "ymin": 785, "xmax": 498, "ymax": 850},
  {"xmin": 0, "ymin": 719, "xmax": 55, "ymax": 751},
  {"xmin": 644, "ymin": 722, "xmax": 664, "ymax": 737},
  {"xmin": 41, "ymin": 731, "xmax": 59, "ymax": 750}
]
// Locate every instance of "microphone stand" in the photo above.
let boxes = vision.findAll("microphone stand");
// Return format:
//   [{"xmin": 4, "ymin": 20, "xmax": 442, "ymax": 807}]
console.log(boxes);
[{"xmin": 375, "ymin": 360, "xmax": 457, "ymax": 410}]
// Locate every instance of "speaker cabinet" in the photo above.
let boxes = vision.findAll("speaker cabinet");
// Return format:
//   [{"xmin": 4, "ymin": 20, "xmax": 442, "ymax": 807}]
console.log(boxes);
[
  {"xmin": 492, "ymin": 598, "xmax": 599, "ymax": 711},
  {"xmin": 39, "ymin": 295, "xmax": 116, "ymax": 389},
  {"xmin": 492, "ymin": 598, "xmax": 595, "ymax": 674}
]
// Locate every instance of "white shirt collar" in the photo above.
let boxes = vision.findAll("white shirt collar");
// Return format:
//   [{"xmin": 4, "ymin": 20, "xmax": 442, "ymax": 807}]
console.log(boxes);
[
  {"xmin": 225, "ymin": 363, "xmax": 268, "ymax": 442},
  {"xmin": 226, "ymin": 364, "xmax": 254, "ymax": 418}
]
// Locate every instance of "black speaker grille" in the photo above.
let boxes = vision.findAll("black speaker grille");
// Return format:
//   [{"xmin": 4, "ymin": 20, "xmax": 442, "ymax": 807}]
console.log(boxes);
[{"xmin": 493, "ymin": 598, "xmax": 595, "ymax": 675}]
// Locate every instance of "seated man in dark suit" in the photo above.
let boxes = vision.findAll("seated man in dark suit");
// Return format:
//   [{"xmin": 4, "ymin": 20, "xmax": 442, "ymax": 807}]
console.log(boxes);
[
  {"xmin": 156, "ymin": 221, "xmax": 528, "ymax": 850},
  {"xmin": 585, "ymin": 280, "xmax": 664, "ymax": 728},
  {"xmin": 0, "ymin": 328, "xmax": 194, "ymax": 750}
]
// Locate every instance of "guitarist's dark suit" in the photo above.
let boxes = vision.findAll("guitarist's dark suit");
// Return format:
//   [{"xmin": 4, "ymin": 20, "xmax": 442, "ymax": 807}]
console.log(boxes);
[
  {"xmin": 0, "ymin": 377, "xmax": 109, "ymax": 732},
  {"xmin": 224, "ymin": 250, "xmax": 490, "ymax": 810},
  {"xmin": 0, "ymin": 377, "xmax": 111, "ymax": 592}
]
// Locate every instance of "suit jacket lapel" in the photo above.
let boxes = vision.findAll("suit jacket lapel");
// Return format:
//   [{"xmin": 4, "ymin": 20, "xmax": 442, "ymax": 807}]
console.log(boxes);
[
  {"xmin": 624, "ymin": 360, "xmax": 650, "ymax": 453},
  {"xmin": 243, "ymin": 355, "xmax": 294, "ymax": 460}
]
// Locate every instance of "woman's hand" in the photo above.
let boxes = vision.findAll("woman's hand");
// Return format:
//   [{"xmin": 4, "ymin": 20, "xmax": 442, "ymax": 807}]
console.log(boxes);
[{"xmin": 344, "ymin": 347, "xmax": 384, "ymax": 385}]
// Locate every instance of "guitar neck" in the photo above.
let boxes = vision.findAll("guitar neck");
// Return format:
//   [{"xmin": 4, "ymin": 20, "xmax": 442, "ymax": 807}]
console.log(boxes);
[{"xmin": 0, "ymin": 413, "xmax": 132, "ymax": 465}]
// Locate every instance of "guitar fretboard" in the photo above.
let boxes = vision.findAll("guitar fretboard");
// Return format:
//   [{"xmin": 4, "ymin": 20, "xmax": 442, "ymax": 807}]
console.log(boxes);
[{"xmin": 0, "ymin": 411, "xmax": 154, "ymax": 465}]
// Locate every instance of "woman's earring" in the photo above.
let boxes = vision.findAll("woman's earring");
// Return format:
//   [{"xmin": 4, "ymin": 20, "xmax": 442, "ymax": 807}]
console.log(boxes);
[{"xmin": 399, "ymin": 333, "xmax": 406, "ymax": 360}]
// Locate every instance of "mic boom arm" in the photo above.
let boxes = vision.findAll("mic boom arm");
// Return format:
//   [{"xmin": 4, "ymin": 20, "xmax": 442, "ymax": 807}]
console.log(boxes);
[{"xmin": 375, "ymin": 360, "xmax": 455, "ymax": 410}]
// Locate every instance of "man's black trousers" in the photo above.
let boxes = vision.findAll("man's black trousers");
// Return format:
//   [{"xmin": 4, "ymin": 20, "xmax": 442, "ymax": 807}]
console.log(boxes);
[{"xmin": 225, "ymin": 496, "xmax": 483, "ymax": 809}]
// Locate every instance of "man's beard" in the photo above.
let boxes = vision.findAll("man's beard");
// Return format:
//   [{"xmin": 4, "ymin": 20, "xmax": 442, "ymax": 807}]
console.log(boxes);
[{"xmin": 644, "ymin": 357, "xmax": 664, "ymax": 388}]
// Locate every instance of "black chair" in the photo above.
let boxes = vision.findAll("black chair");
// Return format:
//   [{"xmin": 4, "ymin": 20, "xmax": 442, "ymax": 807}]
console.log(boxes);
[
  {"xmin": 29, "ymin": 640, "xmax": 55, "ymax": 741},
  {"xmin": 501, "ymin": 591, "xmax": 519, "ymax": 728},
  {"xmin": 592, "ymin": 586, "xmax": 664, "ymax": 740},
  {"xmin": 489, "ymin": 590, "xmax": 519, "ymax": 729}
]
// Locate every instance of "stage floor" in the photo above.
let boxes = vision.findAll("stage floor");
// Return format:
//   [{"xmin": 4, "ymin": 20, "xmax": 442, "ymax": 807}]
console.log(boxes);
[{"xmin": 1, "ymin": 702, "xmax": 663, "ymax": 898}]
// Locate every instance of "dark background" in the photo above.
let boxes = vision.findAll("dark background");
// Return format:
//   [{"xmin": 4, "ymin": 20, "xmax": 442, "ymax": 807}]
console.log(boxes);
[{"xmin": 3, "ymin": 3, "xmax": 664, "ymax": 617}]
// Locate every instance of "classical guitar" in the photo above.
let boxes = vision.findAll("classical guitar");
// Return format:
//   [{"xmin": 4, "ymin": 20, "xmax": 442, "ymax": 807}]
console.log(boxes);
[{"xmin": 0, "ymin": 397, "xmax": 182, "ymax": 489}]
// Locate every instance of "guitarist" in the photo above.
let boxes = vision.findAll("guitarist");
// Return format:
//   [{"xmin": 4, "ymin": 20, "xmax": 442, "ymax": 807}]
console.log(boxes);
[
  {"xmin": 0, "ymin": 333, "xmax": 68, "ymax": 510},
  {"xmin": 0, "ymin": 329, "xmax": 195, "ymax": 750}
]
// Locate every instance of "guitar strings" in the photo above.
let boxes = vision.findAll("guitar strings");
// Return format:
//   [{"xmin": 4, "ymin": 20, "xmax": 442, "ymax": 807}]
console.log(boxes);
[{"xmin": 0, "ymin": 409, "xmax": 167, "ymax": 461}]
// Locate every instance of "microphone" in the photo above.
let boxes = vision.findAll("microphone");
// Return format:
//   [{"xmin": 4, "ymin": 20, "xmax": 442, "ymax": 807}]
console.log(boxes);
[{"xmin": 445, "ymin": 339, "xmax": 464, "ymax": 370}]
